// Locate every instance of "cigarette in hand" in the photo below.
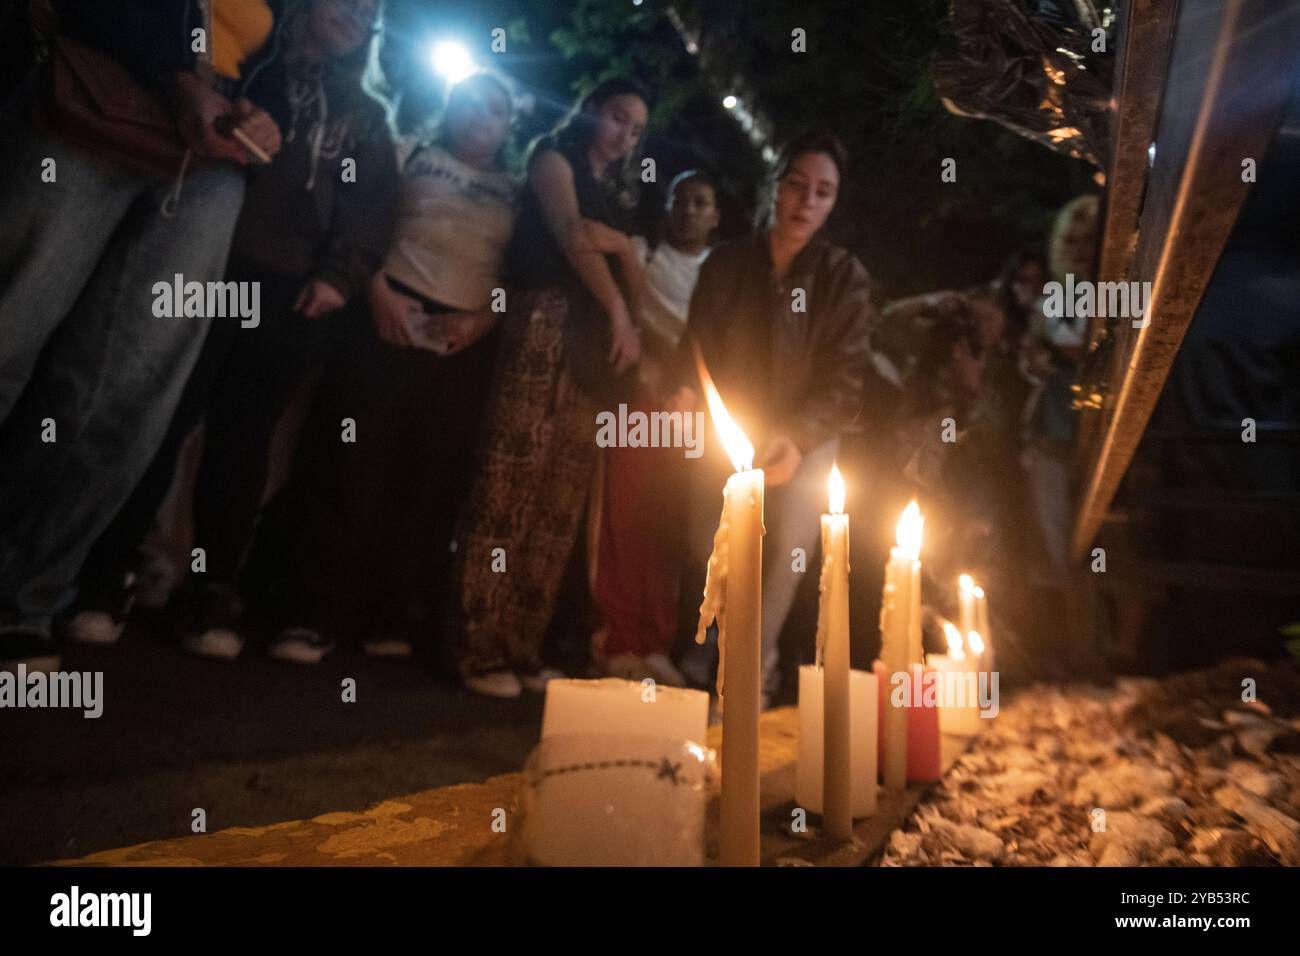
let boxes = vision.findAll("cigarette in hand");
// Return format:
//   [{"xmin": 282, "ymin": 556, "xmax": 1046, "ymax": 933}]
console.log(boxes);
[{"xmin": 229, "ymin": 126, "xmax": 272, "ymax": 164}]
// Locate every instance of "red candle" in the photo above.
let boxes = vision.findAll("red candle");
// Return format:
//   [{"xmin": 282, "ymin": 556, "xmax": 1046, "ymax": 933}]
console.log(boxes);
[{"xmin": 873, "ymin": 661, "xmax": 942, "ymax": 783}]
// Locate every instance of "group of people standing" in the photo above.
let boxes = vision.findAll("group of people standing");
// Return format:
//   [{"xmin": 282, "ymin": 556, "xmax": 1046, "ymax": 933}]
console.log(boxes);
[{"xmin": 0, "ymin": 0, "xmax": 883, "ymax": 705}]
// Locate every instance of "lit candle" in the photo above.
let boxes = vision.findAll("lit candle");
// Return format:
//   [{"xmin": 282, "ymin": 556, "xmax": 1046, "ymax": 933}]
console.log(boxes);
[
  {"xmin": 694, "ymin": 354, "xmax": 764, "ymax": 867},
  {"xmin": 818, "ymin": 463, "xmax": 851, "ymax": 839},
  {"xmin": 958, "ymin": 574, "xmax": 976, "ymax": 647},
  {"xmin": 928, "ymin": 622, "xmax": 981, "ymax": 735},
  {"xmin": 880, "ymin": 501, "xmax": 923, "ymax": 790},
  {"xmin": 973, "ymin": 584, "xmax": 995, "ymax": 674}
]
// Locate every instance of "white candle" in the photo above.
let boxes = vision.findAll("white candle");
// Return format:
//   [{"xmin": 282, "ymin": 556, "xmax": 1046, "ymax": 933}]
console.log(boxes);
[
  {"xmin": 694, "ymin": 356, "xmax": 764, "ymax": 867},
  {"xmin": 973, "ymin": 584, "xmax": 995, "ymax": 674},
  {"xmin": 880, "ymin": 502, "xmax": 922, "ymax": 790},
  {"xmin": 541, "ymin": 678, "xmax": 709, "ymax": 743},
  {"xmin": 522, "ymin": 733, "xmax": 716, "ymax": 866},
  {"xmin": 930, "ymin": 622, "xmax": 981, "ymax": 735},
  {"xmin": 958, "ymin": 574, "xmax": 976, "ymax": 642},
  {"xmin": 818, "ymin": 463, "xmax": 852, "ymax": 839},
  {"xmin": 797, "ymin": 665, "xmax": 878, "ymax": 817}
]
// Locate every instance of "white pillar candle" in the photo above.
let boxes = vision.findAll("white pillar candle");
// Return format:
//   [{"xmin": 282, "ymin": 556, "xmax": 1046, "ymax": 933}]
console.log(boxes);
[
  {"xmin": 541, "ymin": 678, "xmax": 709, "ymax": 743},
  {"xmin": 522, "ymin": 734, "xmax": 716, "ymax": 866},
  {"xmin": 797, "ymin": 665, "xmax": 878, "ymax": 817}
]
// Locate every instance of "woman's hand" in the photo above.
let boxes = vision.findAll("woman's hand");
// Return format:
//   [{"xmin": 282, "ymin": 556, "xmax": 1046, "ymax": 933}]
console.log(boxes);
[
  {"xmin": 580, "ymin": 218, "xmax": 633, "ymax": 257},
  {"xmin": 223, "ymin": 98, "xmax": 282, "ymax": 163},
  {"xmin": 295, "ymin": 278, "xmax": 347, "ymax": 319},
  {"xmin": 422, "ymin": 311, "xmax": 498, "ymax": 356},
  {"xmin": 368, "ymin": 273, "xmax": 421, "ymax": 346},
  {"xmin": 167, "ymin": 73, "xmax": 245, "ymax": 164},
  {"xmin": 607, "ymin": 301, "xmax": 641, "ymax": 374},
  {"xmin": 761, "ymin": 434, "xmax": 802, "ymax": 486},
  {"xmin": 666, "ymin": 385, "xmax": 697, "ymax": 415}
]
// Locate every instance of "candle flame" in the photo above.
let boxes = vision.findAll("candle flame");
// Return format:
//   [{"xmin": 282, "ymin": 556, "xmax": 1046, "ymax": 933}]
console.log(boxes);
[
  {"xmin": 692, "ymin": 339, "xmax": 753, "ymax": 471},
  {"xmin": 972, "ymin": 584, "xmax": 986, "ymax": 600},
  {"xmin": 896, "ymin": 500, "xmax": 923, "ymax": 560},
  {"xmin": 827, "ymin": 463, "xmax": 845, "ymax": 515},
  {"xmin": 959, "ymin": 573, "xmax": 975, "ymax": 594},
  {"xmin": 942, "ymin": 620, "xmax": 965, "ymax": 661},
  {"xmin": 968, "ymin": 629, "xmax": 985, "ymax": 655},
  {"xmin": 946, "ymin": 624, "xmax": 967, "ymax": 655}
]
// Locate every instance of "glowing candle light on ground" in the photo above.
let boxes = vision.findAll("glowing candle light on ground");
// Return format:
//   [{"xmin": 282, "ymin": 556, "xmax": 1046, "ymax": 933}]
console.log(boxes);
[{"xmin": 693, "ymin": 348, "xmax": 764, "ymax": 867}]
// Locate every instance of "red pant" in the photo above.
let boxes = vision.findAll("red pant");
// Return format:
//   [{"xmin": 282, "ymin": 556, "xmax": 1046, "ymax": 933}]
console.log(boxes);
[{"xmin": 593, "ymin": 403, "xmax": 686, "ymax": 659}]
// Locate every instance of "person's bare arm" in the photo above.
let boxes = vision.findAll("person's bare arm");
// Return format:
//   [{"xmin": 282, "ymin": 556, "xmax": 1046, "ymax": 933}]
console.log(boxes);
[
  {"xmin": 882, "ymin": 290, "xmax": 965, "ymax": 323},
  {"xmin": 578, "ymin": 219, "xmax": 646, "ymax": 319},
  {"xmin": 579, "ymin": 218, "xmax": 632, "ymax": 256},
  {"xmin": 530, "ymin": 152, "xmax": 640, "ymax": 372}
]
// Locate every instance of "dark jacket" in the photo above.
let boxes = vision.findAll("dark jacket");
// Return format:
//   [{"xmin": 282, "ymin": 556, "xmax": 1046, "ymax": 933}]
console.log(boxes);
[
  {"xmin": 680, "ymin": 231, "xmax": 875, "ymax": 455},
  {"xmin": 55, "ymin": 0, "xmax": 291, "ymax": 127},
  {"xmin": 228, "ymin": 71, "xmax": 398, "ymax": 299}
]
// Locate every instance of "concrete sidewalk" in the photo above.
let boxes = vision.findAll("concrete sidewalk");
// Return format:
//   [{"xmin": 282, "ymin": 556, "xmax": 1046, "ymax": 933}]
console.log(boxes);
[{"xmin": 1, "ymin": 625, "xmax": 542, "ymax": 865}]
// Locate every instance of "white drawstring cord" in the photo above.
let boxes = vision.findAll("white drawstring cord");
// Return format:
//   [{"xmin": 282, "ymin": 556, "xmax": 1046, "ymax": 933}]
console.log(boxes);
[{"xmin": 159, "ymin": 147, "xmax": 195, "ymax": 218}]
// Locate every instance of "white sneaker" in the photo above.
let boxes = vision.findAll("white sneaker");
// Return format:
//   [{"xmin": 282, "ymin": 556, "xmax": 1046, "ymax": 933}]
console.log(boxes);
[
  {"xmin": 361, "ymin": 638, "xmax": 413, "ymax": 658},
  {"xmin": 269, "ymin": 628, "xmax": 335, "ymax": 665},
  {"xmin": 520, "ymin": 667, "xmax": 566, "ymax": 693},
  {"xmin": 67, "ymin": 610, "xmax": 125, "ymax": 646},
  {"xmin": 463, "ymin": 670, "xmax": 522, "ymax": 699},
  {"xmin": 181, "ymin": 628, "xmax": 244, "ymax": 660},
  {"xmin": 643, "ymin": 653, "xmax": 687, "ymax": 688}
]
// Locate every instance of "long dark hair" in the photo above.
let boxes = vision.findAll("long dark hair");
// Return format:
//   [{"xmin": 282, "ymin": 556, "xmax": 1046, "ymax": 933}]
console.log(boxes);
[
  {"xmin": 759, "ymin": 128, "xmax": 849, "ymax": 230},
  {"xmin": 528, "ymin": 76, "xmax": 653, "ymax": 196},
  {"xmin": 994, "ymin": 247, "xmax": 1047, "ymax": 342},
  {"xmin": 283, "ymin": 0, "xmax": 392, "ymax": 147}
]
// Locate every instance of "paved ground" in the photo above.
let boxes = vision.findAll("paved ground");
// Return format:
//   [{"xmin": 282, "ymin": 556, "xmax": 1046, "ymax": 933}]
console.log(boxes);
[{"xmin": 0, "ymin": 623, "xmax": 544, "ymax": 865}]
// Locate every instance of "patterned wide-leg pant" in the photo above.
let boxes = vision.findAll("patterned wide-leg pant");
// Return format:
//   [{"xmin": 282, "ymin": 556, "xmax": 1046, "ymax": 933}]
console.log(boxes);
[{"xmin": 446, "ymin": 289, "xmax": 599, "ymax": 677}]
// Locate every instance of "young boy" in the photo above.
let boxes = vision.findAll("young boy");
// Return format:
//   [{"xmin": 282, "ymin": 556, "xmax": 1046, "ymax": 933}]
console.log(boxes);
[{"xmin": 593, "ymin": 170, "xmax": 720, "ymax": 686}]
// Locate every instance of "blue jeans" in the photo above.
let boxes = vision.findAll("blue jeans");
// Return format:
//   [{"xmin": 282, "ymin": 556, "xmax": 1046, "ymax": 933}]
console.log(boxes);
[{"xmin": 0, "ymin": 100, "xmax": 246, "ymax": 637}]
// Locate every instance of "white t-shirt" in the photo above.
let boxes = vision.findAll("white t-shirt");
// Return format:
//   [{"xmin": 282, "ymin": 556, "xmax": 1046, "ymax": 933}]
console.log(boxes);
[
  {"xmin": 633, "ymin": 236, "xmax": 710, "ymax": 349},
  {"xmin": 383, "ymin": 141, "xmax": 517, "ymax": 311}
]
